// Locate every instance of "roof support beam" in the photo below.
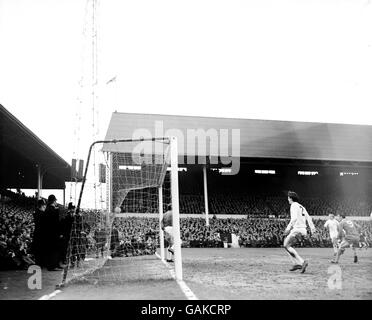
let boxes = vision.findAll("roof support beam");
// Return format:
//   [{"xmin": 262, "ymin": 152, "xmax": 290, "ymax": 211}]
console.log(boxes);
[
  {"xmin": 36, "ymin": 164, "xmax": 42, "ymax": 199},
  {"xmin": 203, "ymin": 164, "xmax": 209, "ymax": 226}
]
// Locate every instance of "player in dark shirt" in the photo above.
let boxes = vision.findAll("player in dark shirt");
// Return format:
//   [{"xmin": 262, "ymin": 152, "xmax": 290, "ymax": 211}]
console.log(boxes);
[
  {"xmin": 359, "ymin": 232, "xmax": 369, "ymax": 250},
  {"xmin": 331, "ymin": 214, "xmax": 361, "ymax": 264}
]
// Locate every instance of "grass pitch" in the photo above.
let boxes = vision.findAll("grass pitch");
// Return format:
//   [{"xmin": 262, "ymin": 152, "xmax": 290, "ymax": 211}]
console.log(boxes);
[
  {"xmin": 2, "ymin": 247, "xmax": 370, "ymax": 300},
  {"xmin": 182, "ymin": 248, "xmax": 372, "ymax": 300},
  {"xmin": 51, "ymin": 247, "xmax": 371, "ymax": 300}
]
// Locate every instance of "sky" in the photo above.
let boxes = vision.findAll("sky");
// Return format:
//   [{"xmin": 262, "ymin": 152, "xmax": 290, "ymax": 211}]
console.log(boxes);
[
  {"xmin": 1, "ymin": 0, "xmax": 372, "ymax": 163},
  {"xmin": 1, "ymin": 0, "xmax": 372, "ymax": 206}
]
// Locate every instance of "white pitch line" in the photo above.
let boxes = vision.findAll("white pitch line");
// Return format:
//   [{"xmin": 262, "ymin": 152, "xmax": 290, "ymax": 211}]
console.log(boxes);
[
  {"xmin": 155, "ymin": 252, "xmax": 198, "ymax": 300},
  {"xmin": 38, "ymin": 289, "xmax": 62, "ymax": 300}
]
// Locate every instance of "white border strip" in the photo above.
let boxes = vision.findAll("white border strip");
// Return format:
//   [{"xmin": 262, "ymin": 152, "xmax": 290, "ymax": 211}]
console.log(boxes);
[{"xmin": 155, "ymin": 252, "xmax": 198, "ymax": 300}]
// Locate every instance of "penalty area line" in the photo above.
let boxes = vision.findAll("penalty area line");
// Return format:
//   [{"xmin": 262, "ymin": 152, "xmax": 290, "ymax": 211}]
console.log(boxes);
[{"xmin": 155, "ymin": 252, "xmax": 198, "ymax": 300}]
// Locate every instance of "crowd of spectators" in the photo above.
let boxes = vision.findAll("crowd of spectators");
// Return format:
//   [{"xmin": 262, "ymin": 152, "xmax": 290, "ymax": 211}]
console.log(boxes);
[
  {"xmin": 111, "ymin": 218, "xmax": 157, "ymax": 256},
  {"xmin": 0, "ymin": 190, "xmax": 76, "ymax": 270},
  {"xmin": 180, "ymin": 217, "xmax": 372, "ymax": 248},
  {"xmin": 0, "ymin": 190, "xmax": 36, "ymax": 270},
  {"xmin": 118, "ymin": 191, "xmax": 372, "ymax": 217},
  {"xmin": 180, "ymin": 194, "xmax": 372, "ymax": 217},
  {"xmin": 1, "ymin": 189, "xmax": 371, "ymax": 270},
  {"xmin": 110, "ymin": 216, "xmax": 372, "ymax": 249}
]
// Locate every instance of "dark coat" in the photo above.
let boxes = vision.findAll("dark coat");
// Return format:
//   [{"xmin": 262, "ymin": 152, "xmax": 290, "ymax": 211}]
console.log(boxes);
[
  {"xmin": 31, "ymin": 208, "xmax": 44, "ymax": 265},
  {"xmin": 59, "ymin": 210, "xmax": 74, "ymax": 263},
  {"xmin": 40, "ymin": 204, "xmax": 60, "ymax": 268}
]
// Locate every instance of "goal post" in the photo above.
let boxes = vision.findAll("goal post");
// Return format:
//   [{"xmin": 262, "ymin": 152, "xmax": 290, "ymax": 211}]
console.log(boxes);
[
  {"xmin": 170, "ymin": 136, "xmax": 183, "ymax": 280},
  {"xmin": 60, "ymin": 136, "xmax": 183, "ymax": 286}
]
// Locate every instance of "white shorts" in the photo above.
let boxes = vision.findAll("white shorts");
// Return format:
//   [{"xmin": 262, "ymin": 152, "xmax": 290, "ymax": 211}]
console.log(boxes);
[{"xmin": 330, "ymin": 234, "xmax": 338, "ymax": 242}]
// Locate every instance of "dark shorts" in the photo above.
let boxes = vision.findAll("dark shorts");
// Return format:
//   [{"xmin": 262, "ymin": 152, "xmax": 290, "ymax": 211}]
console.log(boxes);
[
  {"xmin": 341, "ymin": 235, "xmax": 360, "ymax": 247},
  {"xmin": 285, "ymin": 229, "xmax": 306, "ymax": 246}
]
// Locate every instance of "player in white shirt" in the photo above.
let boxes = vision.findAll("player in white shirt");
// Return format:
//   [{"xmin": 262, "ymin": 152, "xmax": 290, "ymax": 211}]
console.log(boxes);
[
  {"xmin": 324, "ymin": 214, "xmax": 340, "ymax": 257},
  {"xmin": 161, "ymin": 205, "xmax": 174, "ymax": 262},
  {"xmin": 284, "ymin": 191, "xmax": 316, "ymax": 273}
]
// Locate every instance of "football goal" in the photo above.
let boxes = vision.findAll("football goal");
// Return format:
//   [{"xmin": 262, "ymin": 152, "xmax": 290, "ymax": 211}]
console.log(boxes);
[{"xmin": 59, "ymin": 137, "xmax": 182, "ymax": 287}]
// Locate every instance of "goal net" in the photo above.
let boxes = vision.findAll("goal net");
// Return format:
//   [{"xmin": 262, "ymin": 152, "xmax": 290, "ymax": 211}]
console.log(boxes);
[{"xmin": 60, "ymin": 137, "xmax": 182, "ymax": 286}]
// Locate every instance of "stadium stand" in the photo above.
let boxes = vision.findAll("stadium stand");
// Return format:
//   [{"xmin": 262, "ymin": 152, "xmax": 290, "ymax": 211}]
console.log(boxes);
[
  {"xmin": 180, "ymin": 194, "xmax": 372, "ymax": 217},
  {"xmin": 1, "ymin": 188, "xmax": 371, "ymax": 270},
  {"xmin": 119, "ymin": 193, "xmax": 372, "ymax": 217},
  {"xmin": 0, "ymin": 190, "xmax": 36, "ymax": 270},
  {"xmin": 113, "ymin": 217, "xmax": 372, "ymax": 249}
]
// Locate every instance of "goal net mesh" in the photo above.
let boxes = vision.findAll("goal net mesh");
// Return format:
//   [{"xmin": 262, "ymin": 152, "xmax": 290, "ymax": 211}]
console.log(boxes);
[{"xmin": 62, "ymin": 139, "xmax": 175, "ymax": 285}]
